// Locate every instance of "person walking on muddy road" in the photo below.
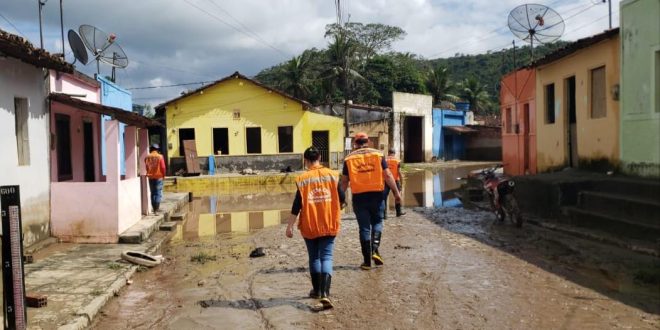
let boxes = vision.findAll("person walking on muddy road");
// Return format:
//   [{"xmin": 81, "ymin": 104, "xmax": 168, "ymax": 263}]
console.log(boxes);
[
  {"xmin": 340, "ymin": 132, "xmax": 401, "ymax": 270},
  {"xmin": 285, "ymin": 147, "xmax": 343, "ymax": 309},
  {"xmin": 384, "ymin": 148, "xmax": 406, "ymax": 218},
  {"xmin": 145, "ymin": 143, "xmax": 166, "ymax": 214}
]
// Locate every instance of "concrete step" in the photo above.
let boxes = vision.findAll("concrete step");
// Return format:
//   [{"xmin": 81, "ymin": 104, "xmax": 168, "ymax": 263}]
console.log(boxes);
[
  {"xmin": 591, "ymin": 178, "xmax": 660, "ymax": 201},
  {"xmin": 159, "ymin": 221, "xmax": 177, "ymax": 231},
  {"xmin": 578, "ymin": 191, "xmax": 660, "ymax": 228},
  {"xmin": 562, "ymin": 206, "xmax": 660, "ymax": 242},
  {"xmin": 170, "ymin": 212, "xmax": 187, "ymax": 221}
]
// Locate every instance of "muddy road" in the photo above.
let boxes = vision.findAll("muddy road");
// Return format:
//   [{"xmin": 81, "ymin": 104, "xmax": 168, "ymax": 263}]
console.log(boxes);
[{"xmin": 91, "ymin": 169, "xmax": 660, "ymax": 329}]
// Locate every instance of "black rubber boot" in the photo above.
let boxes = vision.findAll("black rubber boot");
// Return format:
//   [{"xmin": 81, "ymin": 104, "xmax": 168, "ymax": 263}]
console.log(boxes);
[
  {"xmin": 153, "ymin": 202, "xmax": 160, "ymax": 214},
  {"xmin": 371, "ymin": 231, "xmax": 383, "ymax": 266},
  {"xmin": 395, "ymin": 204, "xmax": 406, "ymax": 217},
  {"xmin": 319, "ymin": 273, "xmax": 333, "ymax": 309},
  {"xmin": 309, "ymin": 272, "xmax": 321, "ymax": 298},
  {"xmin": 360, "ymin": 239, "xmax": 372, "ymax": 270}
]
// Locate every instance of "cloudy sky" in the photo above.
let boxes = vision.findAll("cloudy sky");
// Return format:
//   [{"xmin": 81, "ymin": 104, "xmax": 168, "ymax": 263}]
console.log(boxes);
[{"xmin": 0, "ymin": 0, "xmax": 620, "ymax": 107}]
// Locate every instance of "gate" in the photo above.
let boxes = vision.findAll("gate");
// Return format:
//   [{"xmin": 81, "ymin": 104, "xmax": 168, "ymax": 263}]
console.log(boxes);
[{"xmin": 312, "ymin": 131, "xmax": 330, "ymax": 167}]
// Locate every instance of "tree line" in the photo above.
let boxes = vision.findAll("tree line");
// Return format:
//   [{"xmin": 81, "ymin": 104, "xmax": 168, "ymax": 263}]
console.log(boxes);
[{"xmin": 255, "ymin": 22, "xmax": 567, "ymax": 115}]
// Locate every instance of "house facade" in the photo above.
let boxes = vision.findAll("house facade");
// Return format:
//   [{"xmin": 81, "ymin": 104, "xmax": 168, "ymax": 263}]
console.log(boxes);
[
  {"xmin": 432, "ymin": 108, "xmax": 470, "ymax": 161},
  {"xmin": 0, "ymin": 30, "xmax": 73, "ymax": 247},
  {"xmin": 156, "ymin": 72, "xmax": 344, "ymax": 173},
  {"xmin": 501, "ymin": 68, "xmax": 537, "ymax": 175},
  {"xmin": 535, "ymin": 29, "xmax": 620, "ymax": 172},
  {"xmin": 620, "ymin": 0, "xmax": 660, "ymax": 177},
  {"xmin": 392, "ymin": 92, "xmax": 433, "ymax": 163}
]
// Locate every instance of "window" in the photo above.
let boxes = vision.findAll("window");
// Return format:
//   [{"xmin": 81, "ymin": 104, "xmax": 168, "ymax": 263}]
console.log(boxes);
[
  {"xmin": 213, "ymin": 128, "xmax": 229, "ymax": 155},
  {"xmin": 55, "ymin": 114, "xmax": 72, "ymax": 181},
  {"xmin": 545, "ymin": 83, "xmax": 555, "ymax": 124},
  {"xmin": 656, "ymin": 51, "xmax": 660, "ymax": 113},
  {"xmin": 14, "ymin": 98, "xmax": 30, "ymax": 166},
  {"xmin": 246, "ymin": 127, "xmax": 261, "ymax": 154},
  {"xmin": 278, "ymin": 126, "xmax": 293, "ymax": 153},
  {"xmin": 591, "ymin": 66, "xmax": 606, "ymax": 118},
  {"xmin": 505, "ymin": 107, "xmax": 512, "ymax": 134},
  {"xmin": 178, "ymin": 128, "xmax": 195, "ymax": 156}
]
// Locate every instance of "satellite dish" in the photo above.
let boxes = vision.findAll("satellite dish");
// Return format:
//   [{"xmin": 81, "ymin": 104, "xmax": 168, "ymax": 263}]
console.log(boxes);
[
  {"xmin": 67, "ymin": 29, "xmax": 88, "ymax": 65},
  {"xmin": 508, "ymin": 4, "xmax": 564, "ymax": 61},
  {"xmin": 78, "ymin": 24, "xmax": 129, "ymax": 81}
]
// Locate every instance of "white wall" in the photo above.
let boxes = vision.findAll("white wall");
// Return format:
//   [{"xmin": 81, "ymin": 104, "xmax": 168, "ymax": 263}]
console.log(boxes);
[
  {"xmin": 392, "ymin": 92, "xmax": 433, "ymax": 162},
  {"xmin": 0, "ymin": 57, "xmax": 51, "ymax": 246}
]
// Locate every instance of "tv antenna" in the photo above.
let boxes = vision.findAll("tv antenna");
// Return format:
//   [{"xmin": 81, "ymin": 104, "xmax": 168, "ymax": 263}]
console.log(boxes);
[
  {"xmin": 508, "ymin": 4, "xmax": 564, "ymax": 63},
  {"xmin": 67, "ymin": 29, "xmax": 88, "ymax": 65},
  {"xmin": 77, "ymin": 24, "xmax": 129, "ymax": 82}
]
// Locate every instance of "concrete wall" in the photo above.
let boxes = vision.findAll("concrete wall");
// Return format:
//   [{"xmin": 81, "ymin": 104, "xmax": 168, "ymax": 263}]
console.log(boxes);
[
  {"xmin": 501, "ymin": 68, "xmax": 537, "ymax": 175},
  {"xmin": 164, "ymin": 77, "xmax": 344, "ymax": 166},
  {"xmin": 170, "ymin": 153, "xmax": 304, "ymax": 174},
  {"xmin": 392, "ymin": 92, "xmax": 433, "ymax": 162},
  {"xmin": 620, "ymin": 0, "xmax": 660, "ymax": 177},
  {"xmin": 349, "ymin": 119, "xmax": 390, "ymax": 152},
  {"xmin": 97, "ymin": 76, "xmax": 132, "ymax": 176},
  {"xmin": 536, "ymin": 35, "xmax": 620, "ymax": 172},
  {"xmin": 0, "ymin": 57, "xmax": 51, "ymax": 246},
  {"xmin": 432, "ymin": 108, "xmax": 468, "ymax": 159},
  {"xmin": 465, "ymin": 126, "xmax": 503, "ymax": 161}
]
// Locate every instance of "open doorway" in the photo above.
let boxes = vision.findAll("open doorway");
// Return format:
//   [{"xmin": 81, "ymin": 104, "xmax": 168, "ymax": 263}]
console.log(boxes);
[
  {"xmin": 404, "ymin": 116, "xmax": 423, "ymax": 162},
  {"xmin": 565, "ymin": 76, "xmax": 578, "ymax": 167},
  {"xmin": 83, "ymin": 121, "xmax": 95, "ymax": 182}
]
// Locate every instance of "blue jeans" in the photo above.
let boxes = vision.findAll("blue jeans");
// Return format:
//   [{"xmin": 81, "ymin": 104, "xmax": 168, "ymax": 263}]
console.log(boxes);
[
  {"xmin": 353, "ymin": 194, "xmax": 384, "ymax": 241},
  {"xmin": 148, "ymin": 178, "xmax": 163, "ymax": 209},
  {"xmin": 304, "ymin": 236, "xmax": 336, "ymax": 275}
]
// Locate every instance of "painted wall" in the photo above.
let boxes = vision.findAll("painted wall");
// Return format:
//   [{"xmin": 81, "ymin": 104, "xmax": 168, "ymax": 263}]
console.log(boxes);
[
  {"xmin": 97, "ymin": 75, "xmax": 132, "ymax": 176},
  {"xmin": 165, "ymin": 76, "xmax": 343, "ymax": 164},
  {"xmin": 432, "ymin": 108, "xmax": 468, "ymax": 160},
  {"xmin": 392, "ymin": 92, "xmax": 433, "ymax": 162},
  {"xmin": 49, "ymin": 72, "xmax": 102, "ymax": 182},
  {"xmin": 0, "ymin": 57, "xmax": 51, "ymax": 246},
  {"xmin": 348, "ymin": 119, "xmax": 390, "ymax": 152},
  {"xmin": 535, "ymin": 35, "xmax": 620, "ymax": 172},
  {"xmin": 620, "ymin": 0, "xmax": 660, "ymax": 177},
  {"xmin": 501, "ymin": 68, "xmax": 537, "ymax": 175}
]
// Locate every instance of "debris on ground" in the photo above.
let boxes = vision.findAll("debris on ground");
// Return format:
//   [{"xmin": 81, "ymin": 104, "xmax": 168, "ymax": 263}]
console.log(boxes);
[{"xmin": 249, "ymin": 247, "xmax": 266, "ymax": 258}]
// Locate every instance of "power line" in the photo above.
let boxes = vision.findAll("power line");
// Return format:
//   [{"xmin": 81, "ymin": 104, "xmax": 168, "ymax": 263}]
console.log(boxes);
[
  {"xmin": 183, "ymin": 0, "xmax": 291, "ymax": 59},
  {"xmin": 126, "ymin": 80, "xmax": 215, "ymax": 90},
  {"xmin": 0, "ymin": 12, "xmax": 26, "ymax": 37}
]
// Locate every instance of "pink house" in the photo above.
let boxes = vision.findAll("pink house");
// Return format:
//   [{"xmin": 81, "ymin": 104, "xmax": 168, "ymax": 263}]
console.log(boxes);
[{"xmin": 48, "ymin": 71, "xmax": 159, "ymax": 243}]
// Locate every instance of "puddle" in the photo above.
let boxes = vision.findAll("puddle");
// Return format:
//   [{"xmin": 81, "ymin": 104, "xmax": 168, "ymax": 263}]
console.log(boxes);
[{"xmin": 168, "ymin": 165, "xmax": 491, "ymax": 241}]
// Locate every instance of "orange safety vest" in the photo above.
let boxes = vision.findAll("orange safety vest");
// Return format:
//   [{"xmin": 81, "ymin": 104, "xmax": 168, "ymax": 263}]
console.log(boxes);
[
  {"xmin": 386, "ymin": 156, "xmax": 401, "ymax": 181},
  {"xmin": 344, "ymin": 147, "xmax": 385, "ymax": 194},
  {"xmin": 145, "ymin": 151, "xmax": 164, "ymax": 179},
  {"xmin": 295, "ymin": 165, "xmax": 341, "ymax": 239}
]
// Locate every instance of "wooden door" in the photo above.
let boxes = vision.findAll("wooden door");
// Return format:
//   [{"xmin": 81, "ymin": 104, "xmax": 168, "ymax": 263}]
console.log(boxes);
[{"xmin": 183, "ymin": 140, "xmax": 200, "ymax": 173}]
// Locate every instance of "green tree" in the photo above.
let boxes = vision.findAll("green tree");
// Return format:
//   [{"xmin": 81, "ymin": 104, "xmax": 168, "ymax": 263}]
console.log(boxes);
[
  {"xmin": 459, "ymin": 77, "xmax": 491, "ymax": 113},
  {"xmin": 279, "ymin": 50, "xmax": 314, "ymax": 99},
  {"xmin": 425, "ymin": 65, "xmax": 457, "ymax": 106},
  {"xmin": 325, "ymin": 23, "xmax": 406, "ymax": 63}
]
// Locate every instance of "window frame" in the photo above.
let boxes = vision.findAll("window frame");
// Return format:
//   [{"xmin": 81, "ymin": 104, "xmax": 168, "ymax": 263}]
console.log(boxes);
[
  {"xmin": 590, "ymin": 65, "xmax": 607, "ymax": 119},
  {"xmin": 545, "ymin": 83, "xmax": 556, "ymax": 124},
  {"xmin": 245, "ymin": 126, "xmax": 262, "ymax": 154},
  {"xmin": 277, "ymin": 126, "xmax": 294, "ymax": 153}
]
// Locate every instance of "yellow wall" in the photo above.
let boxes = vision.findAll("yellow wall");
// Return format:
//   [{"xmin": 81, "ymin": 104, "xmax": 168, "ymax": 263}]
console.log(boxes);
[
  {"xmin": 165, "ymin": 76, "xmax": 344, "ymax": 160},
  {"xmin": 535, "ymin": 35, "xmax": 620, "ymax": 172}
]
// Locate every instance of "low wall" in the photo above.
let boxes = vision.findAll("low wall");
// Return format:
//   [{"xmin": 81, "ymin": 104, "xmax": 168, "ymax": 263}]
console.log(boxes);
[{"xmin": 170, "ymin": 154, "xmax": 304, "ymax": 174}]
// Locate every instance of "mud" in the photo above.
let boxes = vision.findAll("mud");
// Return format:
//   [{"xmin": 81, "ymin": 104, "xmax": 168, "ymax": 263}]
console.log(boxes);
[{"xmin": 91, "ymin": 167, "xmax": 660, "ymax": 329}]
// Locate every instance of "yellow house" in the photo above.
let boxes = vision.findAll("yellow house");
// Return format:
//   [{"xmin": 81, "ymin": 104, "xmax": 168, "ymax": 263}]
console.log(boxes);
[
  {"xmin": 535, "ymin": 29, "xmax": 620, "ymax": 172},
  {"xmin": 155, "ymin": 72, "xmax": 344, "ymax": 173}
]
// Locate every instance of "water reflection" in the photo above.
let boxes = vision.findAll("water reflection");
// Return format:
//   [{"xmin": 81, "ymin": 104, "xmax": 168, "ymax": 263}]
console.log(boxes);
[{"xmin": 171, "ymin": 164, "xmax": 494, "ymax": 241}]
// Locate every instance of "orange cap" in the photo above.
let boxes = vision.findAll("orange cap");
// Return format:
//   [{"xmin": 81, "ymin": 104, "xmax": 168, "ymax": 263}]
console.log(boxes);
[{"xmin": 354, "ymin": 132, "xmax": 369, "ymax": 140}]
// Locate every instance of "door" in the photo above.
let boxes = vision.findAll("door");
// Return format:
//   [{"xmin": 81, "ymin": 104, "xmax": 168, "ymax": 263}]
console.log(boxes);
[
  {"xmin": 565, "ymin": 76, "xmax": 578, "ymax": 167},
  {"xmin": 55, "ymin": 114, "xmax": 73, "ymax": 181},
  {"xmin": 404, "ymin": 116, "xmax": 424, "ymax": 162},
  {"xmin": 183, "ymin": 139, "xmax": 200, "ymax": 173},
  {"xmin": 83, "ymin": 121, "xmax": 95, "ymax": 182},
  {"xmin": 312, "ymin": 131, "xmax": 330, "ymax": 166},
  {"xmin": 522, "ymin": 103, "xmax": 530, "ymax": 173}
]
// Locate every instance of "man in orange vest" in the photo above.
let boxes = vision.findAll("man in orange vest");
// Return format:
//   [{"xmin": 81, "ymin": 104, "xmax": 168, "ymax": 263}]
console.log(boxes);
[
  {"xmin": 145, "ymin": 144, "xmax": 166, "ymax": 214},
  {"xmin": 285, "ymin": 147, "xmax": 344, "ymax": 309},
  {"xmin": 340, "ymin": 132, "xmax": 401, "ymax": 270},
  {"xmin": 384, "ymin": 149, "xmax": 406, "ymax": 218}
]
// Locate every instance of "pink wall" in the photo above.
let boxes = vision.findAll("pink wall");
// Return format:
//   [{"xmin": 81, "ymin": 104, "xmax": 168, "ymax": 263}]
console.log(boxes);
[{"xmin": 49, "ymin": 71, "xmax": 100, "ymax": 103}]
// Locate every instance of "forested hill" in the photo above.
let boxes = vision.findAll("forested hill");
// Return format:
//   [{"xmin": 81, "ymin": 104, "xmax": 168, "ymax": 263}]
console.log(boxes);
[{"xmin": 255, "ymin": 23, "xmax": 568, "ymax": 115}]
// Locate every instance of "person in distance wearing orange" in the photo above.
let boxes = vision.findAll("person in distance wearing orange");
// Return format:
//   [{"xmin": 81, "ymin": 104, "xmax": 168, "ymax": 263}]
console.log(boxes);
[
  {"xmin": 340, "ymin": 132, "xmax": 401, "ymax": 270},
  {"xmin": 384, "ymin": 148, "xmax": 406, "ymax": 218},
  {"xmin": 285, "ymin": 147, "xmax": 344, "ymax": 309},
  {"xmin": 145, "ymin": 144, "xmax": 166, "ymax": 214}
]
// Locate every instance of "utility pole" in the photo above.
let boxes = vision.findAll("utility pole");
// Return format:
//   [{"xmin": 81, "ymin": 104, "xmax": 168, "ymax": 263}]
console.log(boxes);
[
  {"xmin": 38, "ymin": 0, "xmax": 47, "ymax": 49},
  {"xmin": 603, "ymin": 0, "xmax": 612, "ymax": 29},
  {"xmin": 60, "ymin": 0, "xmax": 64, "ymax": 60}
]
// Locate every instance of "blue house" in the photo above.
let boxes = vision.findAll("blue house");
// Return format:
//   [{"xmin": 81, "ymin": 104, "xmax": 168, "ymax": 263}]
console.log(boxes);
[
  {"xmin": 97, "ymin": 76, "xmax": 132, "ymax": 175},
  {"xmin": 432, "ymin": 102, "xmax": 473, "ymax": 160}
]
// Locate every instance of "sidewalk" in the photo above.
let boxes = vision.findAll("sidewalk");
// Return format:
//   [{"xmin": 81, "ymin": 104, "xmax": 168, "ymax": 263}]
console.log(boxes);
[{"xmin": 1, "ymin": 192, "xmax": 188, "ymax": 330}]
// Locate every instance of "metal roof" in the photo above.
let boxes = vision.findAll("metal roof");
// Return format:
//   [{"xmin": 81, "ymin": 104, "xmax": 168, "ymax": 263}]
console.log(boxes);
[{"xmin": 49, "ymin": 93, "xmax": 161, "ymax": 128}]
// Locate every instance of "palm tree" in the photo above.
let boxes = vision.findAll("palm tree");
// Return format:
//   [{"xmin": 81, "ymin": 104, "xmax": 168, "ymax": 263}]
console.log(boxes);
[
  {"xmin": 280, "ymin": 51, "xmax": 313, "ymax": 99},
  {"xmin": 425, "ymin": 66, "xmax": 458, "ymax": 106},
  {"xmin": 459, "ymin": 77, "xmax": 491, "ymax": 113}
]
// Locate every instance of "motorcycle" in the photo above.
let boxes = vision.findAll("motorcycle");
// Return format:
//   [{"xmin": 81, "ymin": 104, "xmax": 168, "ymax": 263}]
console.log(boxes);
[{"xmin": 460, "ymin": 165, "xmax": 523, "ymax": 227}]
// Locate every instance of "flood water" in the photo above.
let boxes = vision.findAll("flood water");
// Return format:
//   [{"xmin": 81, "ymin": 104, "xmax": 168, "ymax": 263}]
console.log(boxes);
[{"xmin": 168, "ymin": 165, "xmax": 489, "ymax": 238}]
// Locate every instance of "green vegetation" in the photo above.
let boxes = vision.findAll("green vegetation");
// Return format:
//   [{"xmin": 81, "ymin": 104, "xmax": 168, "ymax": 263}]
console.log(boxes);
[
  {"xmin": 191, "ymin": 252, "xmax": 217, "ymax": 264},
  {"xmin": 107, "ymin": 262, "xmax": 123, "ymax": 270},
  {"xmin": 256, "ymin": 22, "xmax": 568, "ymax": 115}
]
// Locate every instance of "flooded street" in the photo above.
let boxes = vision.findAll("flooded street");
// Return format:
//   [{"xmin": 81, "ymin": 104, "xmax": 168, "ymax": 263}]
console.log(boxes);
[{"xmin": 91, "ymin": 165, "xmax": 660, "ymax": 329}]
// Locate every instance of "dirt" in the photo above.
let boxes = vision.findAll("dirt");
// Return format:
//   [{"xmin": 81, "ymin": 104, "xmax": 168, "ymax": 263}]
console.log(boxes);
[{"xmin": 91, "ymin": 207, "xmax": 660, "ymax": 329}]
